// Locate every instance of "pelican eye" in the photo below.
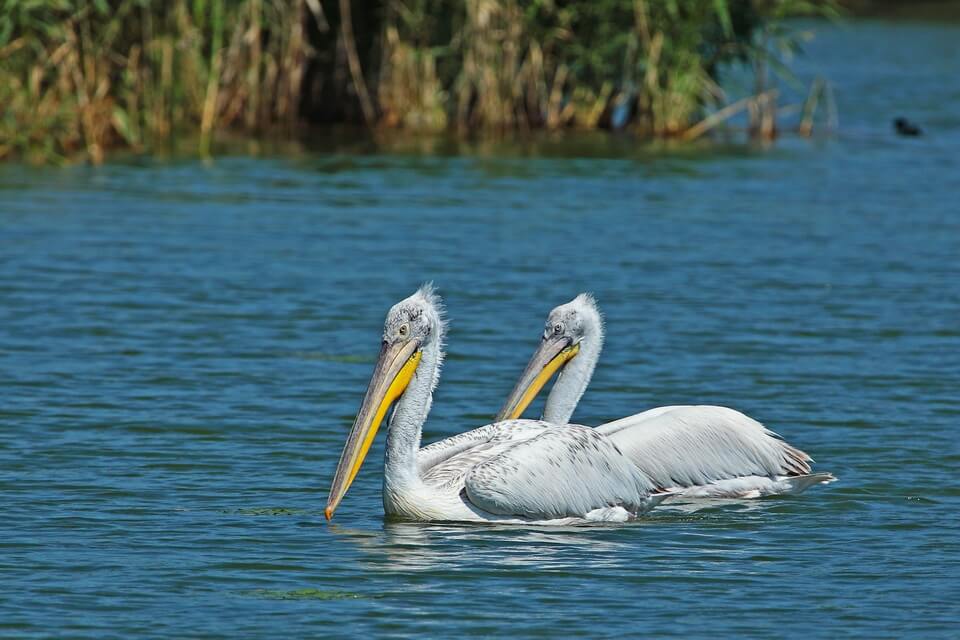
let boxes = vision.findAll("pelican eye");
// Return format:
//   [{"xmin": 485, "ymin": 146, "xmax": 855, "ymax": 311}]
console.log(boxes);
[
  {"xmin": 399, "ymin": 323, "xmax": 409, "ymax": 337},
  {"xmin": 553, "ymin": 323, "xmax": 563, "ymax": 335}
]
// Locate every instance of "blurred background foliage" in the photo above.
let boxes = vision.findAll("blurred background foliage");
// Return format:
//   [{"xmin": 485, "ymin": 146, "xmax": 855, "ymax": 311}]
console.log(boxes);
[{"xmin": 0, "ymin": 0, "xmax": 853, "ymax": 163}]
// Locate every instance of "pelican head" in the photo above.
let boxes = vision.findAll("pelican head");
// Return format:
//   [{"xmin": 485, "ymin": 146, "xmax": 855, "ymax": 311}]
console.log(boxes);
[
  {"xmin": 325, "ymin": 284, "xmax": 444, "ymax": 520},
  {"xmin": 496, "ymin": 293, "xmax": 603, "ymax": 422}
]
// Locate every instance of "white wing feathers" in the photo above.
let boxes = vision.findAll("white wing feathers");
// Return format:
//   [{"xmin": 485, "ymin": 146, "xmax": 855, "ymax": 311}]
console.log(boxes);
[
  {"xmin": 464, "ymin": 425, "xmax": 662, "ymax": 519},
  {"xmin": 414, "ymin": 406, "xmax": 828, "ymax": 522},
  {"xmin": 595, "ymin": 405, "xmax": 815, "ymax": 490},
  {"xmin": 417, "ymin": 423, "xmax": 505, "ymax": 474},
  {"xmin": 420, "ymin": 420, "xmax": 547, "ymax": 488}
]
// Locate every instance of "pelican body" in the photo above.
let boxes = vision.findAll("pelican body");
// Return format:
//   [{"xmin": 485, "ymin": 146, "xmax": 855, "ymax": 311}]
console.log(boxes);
[
  {"xmin": 325, "ymin": 286, "xmax": 670, "ymax": 524},
  {"xmin": 497, "ymin": 294, "xmax": 835, "ymax": 499}
]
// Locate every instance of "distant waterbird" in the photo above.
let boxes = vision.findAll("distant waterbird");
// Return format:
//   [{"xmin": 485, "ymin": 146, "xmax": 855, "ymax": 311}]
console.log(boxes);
[
  {"xmin": 894, "ymin": 117, "xmax": 922, "ymax": 137},
  {"xmin": 324, "ymin": 285, "xmax": 672, "ymax": 524},
  {"xmin": 497, "ymin": 294, "xmax": 836, "ymax": 499}
]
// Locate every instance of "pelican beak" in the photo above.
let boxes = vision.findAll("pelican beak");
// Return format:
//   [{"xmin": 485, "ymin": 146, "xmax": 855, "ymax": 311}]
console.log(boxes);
[
  {"xmin": 325, "ymin": 338, "xmax": 422, "ymax": 521},
  {"xmin": 495, "ymin": 336, "xmax": 580, "ymax": 422}
]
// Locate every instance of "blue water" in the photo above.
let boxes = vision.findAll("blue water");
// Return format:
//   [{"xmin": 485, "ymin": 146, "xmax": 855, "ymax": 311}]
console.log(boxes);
[{"xmin": 2, "ymin": 20, "xmax": 959, "ymax": 639}]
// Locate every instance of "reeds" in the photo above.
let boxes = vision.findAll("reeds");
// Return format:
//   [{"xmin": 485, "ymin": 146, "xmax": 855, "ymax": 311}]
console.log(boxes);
[
  {"xmin": 0, "ymin": 0, "xmax": 840, "ymax": 163},
  {"xmin": 1, "ymin": 0, "xmax": 310, "ymax": 163}
]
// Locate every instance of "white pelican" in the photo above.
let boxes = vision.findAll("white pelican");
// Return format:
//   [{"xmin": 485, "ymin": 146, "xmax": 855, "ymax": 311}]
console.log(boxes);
[
  {"xmin": 324, "ymin": 285, "xmax": 671, "ymax": 524},
  {"xmin": 496, "ymin": 294, "xmax": 835, "ymax": 498}
]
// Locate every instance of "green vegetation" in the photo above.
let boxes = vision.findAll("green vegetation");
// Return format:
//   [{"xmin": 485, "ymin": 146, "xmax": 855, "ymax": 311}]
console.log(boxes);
[{"xmin": 0, "ymin": 0, "xmax": 839, "ymax": 163}]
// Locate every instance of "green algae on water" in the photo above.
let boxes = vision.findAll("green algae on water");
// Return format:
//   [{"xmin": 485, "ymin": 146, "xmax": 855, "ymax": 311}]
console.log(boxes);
[{"xmin": 231, "ymin": 507, "xmax": 310, "ymax": 516}]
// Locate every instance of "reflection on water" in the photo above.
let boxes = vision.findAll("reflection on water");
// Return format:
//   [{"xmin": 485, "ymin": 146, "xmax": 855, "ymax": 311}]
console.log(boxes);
[
  {"xmin": 327, "ymin": 496, "xmax": 823, "ymax": 578},
  {"xmin": 332, "ymin": 522, "xmax": 633, "ymax": 573}
]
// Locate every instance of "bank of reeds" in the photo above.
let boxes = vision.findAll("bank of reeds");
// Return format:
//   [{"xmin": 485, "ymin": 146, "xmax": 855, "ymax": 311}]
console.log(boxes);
[{"xmin": 0, "ymin": 0, "xmax": 839, "ymax": 163}]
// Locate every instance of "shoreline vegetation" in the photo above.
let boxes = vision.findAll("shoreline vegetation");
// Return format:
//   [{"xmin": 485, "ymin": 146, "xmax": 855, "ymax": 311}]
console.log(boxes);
[{"xmin": 0, "ymin": 1, "xmax": 854, "ymax": 164}]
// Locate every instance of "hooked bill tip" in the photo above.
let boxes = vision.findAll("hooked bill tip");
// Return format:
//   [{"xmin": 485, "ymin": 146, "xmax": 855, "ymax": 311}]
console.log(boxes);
[{"xmin": 324, "ymin": 506, "xmax": 334, "ymax": 521}]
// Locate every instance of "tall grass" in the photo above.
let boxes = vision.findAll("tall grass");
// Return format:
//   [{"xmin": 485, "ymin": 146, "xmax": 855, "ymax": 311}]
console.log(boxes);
[
  {"xmin": 384, "ymin": 0, "xmax": 839, "ymax": 136},
  {"xmin": 0, "ymin": 0, "xmax": 839, "ymax": 163},
  {"xmin": 0, "ymin": 0, "xmax": 309, "ymax": 162}
]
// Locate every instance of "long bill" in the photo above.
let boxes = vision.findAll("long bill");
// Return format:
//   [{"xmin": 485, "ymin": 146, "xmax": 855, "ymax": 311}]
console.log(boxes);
[
  {"xmin": 325, "ymin": 338, "xmax": 422, "ymax": 520},
  {"xmin": 495, "ymin": 336, "xmax": 579, "ymax": 422}
]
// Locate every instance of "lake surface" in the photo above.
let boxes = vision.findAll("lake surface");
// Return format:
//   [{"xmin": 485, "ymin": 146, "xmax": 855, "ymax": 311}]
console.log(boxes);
[{"xmin": 2, "ymin": 19, "xmax": 959, "ymax": 639}]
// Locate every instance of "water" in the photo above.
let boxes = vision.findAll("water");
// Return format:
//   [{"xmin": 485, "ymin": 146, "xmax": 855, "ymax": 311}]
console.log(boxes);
[{"xmin": 2, "ymin": 20, "xmax": 959, "ymax": 639}]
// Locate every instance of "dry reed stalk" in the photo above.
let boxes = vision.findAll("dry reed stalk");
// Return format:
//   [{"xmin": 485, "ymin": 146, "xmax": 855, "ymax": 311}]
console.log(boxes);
[
  {"xmin": 339, "ymin": 0, "xmax": 375, "ymax": 126},
  {"xmin": 583, "ymin": 82, "xmax": 613, "ymax": 129},
  {"xmin": 279, "ymin": 0, "xmax": 309, "ymax": 127},
  {"xmin": 0, "ymin": 36, "xmax": 27, "ymax": 59},
  {"xmin": 643, "ymin": 31, "xmax": 664, "ymax": 135},
  {"xmin": 758, "ymin": 90, "xmax": 777, "ymax": 139},
  {"xmin": 799, "ymin": 77, "xmax": 824, "ymax": 137},
  {"xmin": 200, "ymin": 0, "xmax": 225, "ymax": 156},
  {"xmin": 246, "ymin": 0, "xmax": 262, "ymax": 130},
  {"xmin": 546, "ymin": 64, "xmax": 568, "ymax": 130},
  {"xmin": 680, "ymin": 89, "xmax": 778, "ymax": 141}
]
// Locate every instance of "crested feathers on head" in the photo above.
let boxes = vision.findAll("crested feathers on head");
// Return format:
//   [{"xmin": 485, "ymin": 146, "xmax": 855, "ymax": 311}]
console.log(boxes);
[
  {"xmin": 411, "ymin": 282, "xmax": 446, "ymax": 395},
  {"xmin": 572, "ymin": 292, "xmax": 604, "ymax": 341},
  {"xmin": 411, "ymin": 281, "xmax": 447, "ymax": 345},
  {"xmin": 383, "ymin": 283, "xmax": 447, "ymax": 393}
]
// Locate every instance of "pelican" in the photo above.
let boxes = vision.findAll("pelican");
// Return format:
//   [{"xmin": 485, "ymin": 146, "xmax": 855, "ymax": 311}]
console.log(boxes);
[
  {"xmin": 497, "ymin": 294, "xmax": 835, "ymax": 498},
  {"xmin": 325, "ymin": 285, "xmax": 671, "ymax": 524}
]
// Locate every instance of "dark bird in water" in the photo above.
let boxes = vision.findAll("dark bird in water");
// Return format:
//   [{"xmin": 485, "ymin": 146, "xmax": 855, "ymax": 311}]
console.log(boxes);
[{"xmin": 894, "ymin": 117, "xmax": 922, "ymax": 136}]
